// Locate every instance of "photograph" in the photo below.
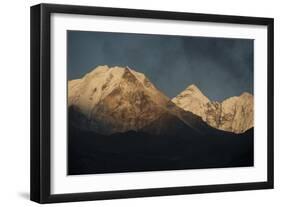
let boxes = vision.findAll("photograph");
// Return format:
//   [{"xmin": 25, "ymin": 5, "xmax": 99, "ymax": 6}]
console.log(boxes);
[
  {"xmin": 30, "ymin": 3, "xmax": 274, "ymax": 203},
  {"xmin": 67, "ymin": 31, "xmax": 254, "ymax": 175}
]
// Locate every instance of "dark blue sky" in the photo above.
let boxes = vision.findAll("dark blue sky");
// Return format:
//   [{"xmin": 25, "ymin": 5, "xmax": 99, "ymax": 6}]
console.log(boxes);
[{"xmin": 67, "ymin": 31, "xmax": 253, "ymax": 101}]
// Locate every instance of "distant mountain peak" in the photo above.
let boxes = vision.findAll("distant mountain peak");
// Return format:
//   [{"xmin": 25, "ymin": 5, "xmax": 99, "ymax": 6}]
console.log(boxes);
[
  {"xmin": 184, "ymin": 84, "xmax": 210, "ymax": 102},
  {"xmin": 122, "ymin": 66, "xmax": 138, "ymax": 82},
  {"xmin": 172, "ymin": 84, "xmax": 210, "ymax": 107},
  {"xmin": 172, "ymin": 84, "xmax": 210, "ymax": 123},
  {"xmin": 85, "ymin": 65, "xmax": 109, "ymax": 77},
  {"xmin": 68, "ymin": 65, "xmax": 171, "ymax": 135},
  {"xmin": 68, "ymin": 65, "xmax": 253, "ymax": 135},
  {"xmin": 185, "ymin": 84, "xmax": 200, "ymax": 91},
  {"xmin": 172, "ymin": 85, "xmax": 254, "ymax": 134},
  {"xmin": 240, "ymin": 92, "xmax": 253, "ymax": 98}
]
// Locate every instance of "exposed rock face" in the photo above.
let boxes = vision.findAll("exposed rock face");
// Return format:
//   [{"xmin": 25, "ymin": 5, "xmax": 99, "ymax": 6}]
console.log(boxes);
[
  {"xmin": 69, "ymin": 65, "xmax": 253, "ymax": 135},
  {"xmin": 171, "ymin": 84, "xmax": 210, "ymax": 119},
  {"xmin": 69, "ymin": 65, "xmax": 215, "ymax": 136},
  {"xmin": 68, "ymin": 65, "xmax": 172, "ymax": 134},
  {"xmin": 218, "ymin": 92, "xmax": 253, "ymax": 133},
  {"xmin": 172, "ymin": 85, "xmax": 254, "ymax": 134}
]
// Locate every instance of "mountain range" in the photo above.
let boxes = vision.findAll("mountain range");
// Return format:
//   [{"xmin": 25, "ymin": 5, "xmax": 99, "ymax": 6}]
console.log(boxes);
[
  {"xmin": 172, "ymin": 85, "xmax": 253, "ymax": 133},
  {"xmin": 68, "ymin": 65, "xmax": 254, "ymax": 175},
  {"xmin": 68, "ymin": 65, "xmax": 253, "ymax": 135}
]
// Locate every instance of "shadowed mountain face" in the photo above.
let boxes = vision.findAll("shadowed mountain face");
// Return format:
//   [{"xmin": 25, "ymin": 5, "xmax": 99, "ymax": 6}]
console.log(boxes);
[{"xmin": 68, "ymin": 66, "xmax": 254, "ymax": 175}]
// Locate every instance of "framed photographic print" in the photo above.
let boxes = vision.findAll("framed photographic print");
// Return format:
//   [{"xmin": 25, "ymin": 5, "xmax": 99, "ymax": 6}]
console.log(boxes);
[{"xmin": 30, "ymin": 3, "xmax": 274, "ymax": 203}]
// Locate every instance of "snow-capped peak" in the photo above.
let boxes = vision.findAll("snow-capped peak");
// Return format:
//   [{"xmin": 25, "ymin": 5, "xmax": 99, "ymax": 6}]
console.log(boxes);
[{"xmin": 68, "ymin": 65, "xmax": 170, "ymax": 134}]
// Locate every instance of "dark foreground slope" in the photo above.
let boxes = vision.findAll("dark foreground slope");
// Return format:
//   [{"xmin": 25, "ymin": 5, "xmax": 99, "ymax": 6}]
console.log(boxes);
[{"xmin": 68, "ymin": 124, "xmax": 253, "ymax": 175}]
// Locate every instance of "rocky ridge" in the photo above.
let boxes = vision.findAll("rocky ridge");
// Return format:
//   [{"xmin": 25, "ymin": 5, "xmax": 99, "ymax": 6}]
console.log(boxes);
[
  {"xmin": 172, "ymin": 85, "xmax": 253, "ymax": 133},
  {"xmin": 68, "ymin": 65, "xmax": 253, "ymax": 135}
]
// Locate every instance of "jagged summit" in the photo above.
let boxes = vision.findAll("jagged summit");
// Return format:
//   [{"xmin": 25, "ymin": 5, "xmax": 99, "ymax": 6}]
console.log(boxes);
[
  {"xmin": 176, "ymin": 84, "xmax": 210, "ymax": 103},
  {"xmin": 83, "ymin": 65, "xmax": 139, "ymax": 80},
  {"xmin": 172, "ymin": 84, "xmax": 254, "ymax": 133},
  {"xmin": 185, "ymin": 84, "xmax": 201, "ymax": 91},
  {"xmin": 172, "ymin": 84, "xmax": 210, "ymax": 120},
  {"xmin": 68, "ymin": 66, "xmax": 254, "ymax": 135},
  {"xmin": 68, "ymin": 65, "xmax": 172, "ymax": 134}
]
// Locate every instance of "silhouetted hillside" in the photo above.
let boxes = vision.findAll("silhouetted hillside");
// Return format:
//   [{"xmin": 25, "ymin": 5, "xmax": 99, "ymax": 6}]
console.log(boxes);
[{"xmin": 68, "ymin": 124, "xmax": 253, "ymax": 175}]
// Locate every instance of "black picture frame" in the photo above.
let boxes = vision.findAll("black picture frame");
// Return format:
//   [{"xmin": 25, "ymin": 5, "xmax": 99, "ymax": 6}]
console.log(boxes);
[{"xmin": 30, "ymin": 3, "xmax": 274, "ymax": 204}]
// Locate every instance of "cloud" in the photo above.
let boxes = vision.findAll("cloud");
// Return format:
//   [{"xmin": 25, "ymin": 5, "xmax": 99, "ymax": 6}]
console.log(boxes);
[{"xmin": 67, "ymin": 31, "xmax": 253, "ymax": 101}]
